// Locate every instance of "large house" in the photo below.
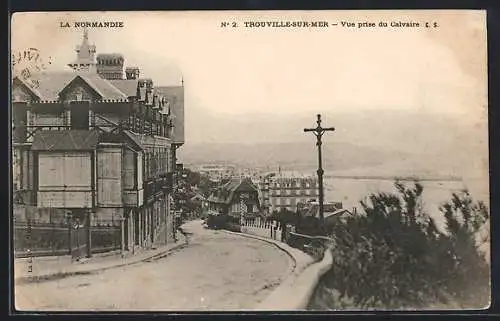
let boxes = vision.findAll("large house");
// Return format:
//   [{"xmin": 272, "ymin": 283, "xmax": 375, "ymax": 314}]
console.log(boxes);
[
  {"xmin": 11, "ymin": 30, "xmax": 185, "ymax": 255},
  {"xmin": 259, "ymin": 173, "xmax": 319, "ymax": 214},
  {"xmin": 206, "ymin": 178, "xmax": 261, "ymax": 222}
]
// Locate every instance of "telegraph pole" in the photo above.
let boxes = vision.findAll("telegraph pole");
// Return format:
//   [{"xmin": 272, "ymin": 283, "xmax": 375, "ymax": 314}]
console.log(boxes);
[{"xmin": 304, "ymin": 114, "xmax": 335, "ymax": 229}]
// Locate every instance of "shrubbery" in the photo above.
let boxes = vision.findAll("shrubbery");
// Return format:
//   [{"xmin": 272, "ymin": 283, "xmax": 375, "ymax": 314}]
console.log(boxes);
[
  {"xmin": 311, "ymin": 181, "xmax": 490, "ymax": 310},
  {"xmin": 224, "ymin": 215, "xmax": 242, "ymax": 232},
  {"xmin": 268, "ymin": 208, "xmax": 299, "ymax": 227},
  {"xmin": 267, "ymin": 208, "xmax": 326, "ymax": 236}
]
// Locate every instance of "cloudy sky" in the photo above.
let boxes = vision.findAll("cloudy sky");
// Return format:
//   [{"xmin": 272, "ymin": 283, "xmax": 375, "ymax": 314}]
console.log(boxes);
[
  {"xmin": 12, "ymin": 11, "xmax": 486, "ymax": 114},
  {"xmin": 11, "ymin": 11, "xmax": 488, "ymax": 156}
]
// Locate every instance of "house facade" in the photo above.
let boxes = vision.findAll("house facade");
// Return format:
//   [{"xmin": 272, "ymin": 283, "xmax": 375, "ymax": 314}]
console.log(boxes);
[
  {"xmin": 11, "ymin": 30, "xmax": 185, "ymax": 255},
  {"xmin": 259, "ymin": 174, "xmax": 319, "ymax": 214},
  {"xmin": 206, "ymin": 178, "xmax": 261, "ymax": 222},
  {"xmin": 296, "ymin": 201, "xmax": 350, "ymax": 233}
]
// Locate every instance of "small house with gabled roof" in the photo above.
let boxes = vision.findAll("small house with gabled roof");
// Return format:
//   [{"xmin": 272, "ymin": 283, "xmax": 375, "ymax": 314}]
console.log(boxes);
[{"xmin": 206, "ymin": 178, "xmax": 261, "ymax": 221}]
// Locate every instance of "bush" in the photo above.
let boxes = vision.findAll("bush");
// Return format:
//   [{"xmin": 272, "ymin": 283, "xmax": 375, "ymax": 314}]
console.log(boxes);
[
  {"xmin": 296, "ymin": 215, "xmax": 325, "ymax": 236},
  {"xmin": 267, "ymin": 208, "xmax": 325, "ymax": 236},
  {"xmin": 223, "ymin": 215, "xmax": 241, "ymax": 232},
  {"xmin": 268, "ymin": 208, "xmax": 299, "ymax": 226},
  {"xmin": 206, "ymin": 214, "xmax": 225, "ymax": 230},
  {"xmin": 313, "ymin": 181, "xmax": 490, "ymax": 310}
]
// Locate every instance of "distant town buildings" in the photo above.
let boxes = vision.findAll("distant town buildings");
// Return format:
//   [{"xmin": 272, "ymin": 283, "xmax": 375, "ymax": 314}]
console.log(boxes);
[
  {"xmin": 197, "ymin": 164, "xmax": 236, "ymax": 181},
  {"xmin": 297, "ymin": 201, "xmax": 354, "ymax": 229},
  {"xmin": 259, "ymin": 172, "xmax": 319, "ymax": 214}
]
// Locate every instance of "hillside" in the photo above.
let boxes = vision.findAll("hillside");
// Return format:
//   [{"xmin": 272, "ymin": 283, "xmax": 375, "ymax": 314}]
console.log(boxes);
[
  {"xmin": 178, "ymin": 141, "xmax": 403, "ymax": 172},
  {"xmin": 178, "ymin": 107, "xmax": 488, "ymax": 180},
  {"xmin": 177, "ymin": 140, "xmax": 482, "ymax": 180}
]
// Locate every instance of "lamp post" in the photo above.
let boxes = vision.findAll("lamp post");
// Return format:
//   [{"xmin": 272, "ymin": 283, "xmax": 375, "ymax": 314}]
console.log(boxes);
[{"xmin": 304, "ymin": 114, "xmax": 335, "ymax": 229}]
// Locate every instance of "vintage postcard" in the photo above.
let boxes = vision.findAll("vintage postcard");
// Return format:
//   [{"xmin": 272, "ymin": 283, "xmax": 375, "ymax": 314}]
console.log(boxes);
[{"xmin": 11, "ymin": 10, "xmax": 489, "ymax": 312}]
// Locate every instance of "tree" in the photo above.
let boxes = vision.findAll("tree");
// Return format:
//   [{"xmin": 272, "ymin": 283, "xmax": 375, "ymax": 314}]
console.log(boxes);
[
  {"xmin": 314, "ymin": 181, "xmax": 490, "ymax": 310},
  {"xmin": 267, "ymin": 208, "xmax": 301, "ymax": 230},
  {"xmin": 438, "ymin": 190, "xmax": 490, "ymax": 307},
  {"xmin": 173, "ymin": 168, "xmax": 207, "ymax": 220},
  {"xmin": 184, "ymin": 169, "xmax": 201, "ymax": 187},
  {"xmin": 197, "ymin": 174, "xmax": 217, "ymax": 197}
]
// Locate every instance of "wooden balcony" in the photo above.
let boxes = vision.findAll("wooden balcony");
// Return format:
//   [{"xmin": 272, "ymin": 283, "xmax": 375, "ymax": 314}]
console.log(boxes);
[
  {"xmin": 143, "ymin": 172, "xmax": 174, "ymax": 202},
  {"xmin": 161, "ymin": 172, "xmax": 174, "ymax": 193},
  {"xmin": 13, "ymin": 107, "xmax": 174, "ymax": 144}
]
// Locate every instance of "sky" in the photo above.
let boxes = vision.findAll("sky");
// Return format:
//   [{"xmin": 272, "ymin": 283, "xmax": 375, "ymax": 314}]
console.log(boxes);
[
  {"xmin": 12, "ymin": 11, "xmax": 486, "ymax": 114},
  {"xmin": 10, "ymin": 10, "xmax": 488, "ymax": 150}
]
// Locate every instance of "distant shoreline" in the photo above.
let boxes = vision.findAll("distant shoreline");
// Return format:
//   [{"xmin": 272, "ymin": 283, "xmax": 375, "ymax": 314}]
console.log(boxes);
[{"xmin": 325, "ymin": 175, "xmax": 463, "ymax": 182}]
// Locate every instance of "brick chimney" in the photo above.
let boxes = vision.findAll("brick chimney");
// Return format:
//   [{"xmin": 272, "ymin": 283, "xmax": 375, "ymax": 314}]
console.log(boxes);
[
  {"xmin": 96, "ymin": 53, "xmax": 125, "ymax": 80},
  {"xmin": 125, "ymin": 67, "xmax": 140, "ymax": 80}
]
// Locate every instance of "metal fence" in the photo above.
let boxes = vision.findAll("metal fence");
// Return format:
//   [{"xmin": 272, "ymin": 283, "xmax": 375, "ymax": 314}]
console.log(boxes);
[
  {"xmin": 14, "ymin": 221, "xmax": 72, "ymax": 258},
  {"xmin": 13, "ymin": 206, "xmax": 122, "ymax": 258},
  {"xmin": 14, "ymin": 206, "xmax": 71, "ymax": 258},
  {"xmin": 90, "ymin": 223, "xmax": 122, "ymax": 254},
  {"xmin": 285, "ymin": 230, "xmax": 333, "ymax": 262}
]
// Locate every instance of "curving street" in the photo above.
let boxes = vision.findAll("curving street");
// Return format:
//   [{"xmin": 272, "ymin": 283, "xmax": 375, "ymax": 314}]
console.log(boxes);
[{"xmin": 15, "ymin": 220, "xmax": 294, "ymax": 311}]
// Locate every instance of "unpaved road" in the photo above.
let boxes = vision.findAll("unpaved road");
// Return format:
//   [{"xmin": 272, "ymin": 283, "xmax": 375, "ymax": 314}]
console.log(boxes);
[{"xmin": 15, "ymin": 220, "xmax": 293, "ymax": 311}]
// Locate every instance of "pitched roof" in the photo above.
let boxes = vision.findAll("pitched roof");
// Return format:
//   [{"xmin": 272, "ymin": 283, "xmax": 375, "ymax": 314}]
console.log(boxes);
[
  {"xmin": 234, "ymin": 178, "xmax": 259, "ymax": 193},
  {"xmin": 224, "ymin": 178, "xmax": 242, "ymax": 192},
  {"xmin": 324, "ymin": 209, "xmax": 352, "ymax": 219},
  {"xmin": 109, "ymin": 79, "xmax": 139, "ymax": 97},
  {"xmin": 155, "ymin": 86, "xmax": 183, "ymax": 102},
  {"xmin": 303, "ymin": 202, "xmax": 344, "ymax": 217},
  {"xmin": 216, "ymin": 178, "xmax": 260, "ymax": 204},
  {"xmin": 25, "ymin": 71, "xmax": 128, "ymax": 101},
  {"xmin": 155, "ymin": 86, "xmax": 184, "ymax": 144},
  {"xmin": 97, "ymin": 130, "xmax": 145, "ymax": 151},
  {"xmin": 28, "ymin": 72, "xmax": 76, "ymax": 101},
  {"xmin": 122, "ymin": 130, "xmax": 145, "ymax": 151},
  {"xmin": 190, "ymin": 194, "xmax": 206, "ymax": 201},
  {"xmin": 12, "ymin": 77, "xmax": 43, "ymax": 100},
  {"xmin": 76, "ymin": 74, "xmax": 128, "ymax": 101},
  {"xmin": 207, "ymin": 194, "xmax": 224, "ymax": 203},
  {"xmin": 32, "ymin": 130, "xmax": 99, "ymax": 151}
]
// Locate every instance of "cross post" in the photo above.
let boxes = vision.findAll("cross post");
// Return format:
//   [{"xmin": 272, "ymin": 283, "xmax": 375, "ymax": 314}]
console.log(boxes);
[{"xmin": 304, "ymin": 114, "xmax": 335, "ymax": 232}]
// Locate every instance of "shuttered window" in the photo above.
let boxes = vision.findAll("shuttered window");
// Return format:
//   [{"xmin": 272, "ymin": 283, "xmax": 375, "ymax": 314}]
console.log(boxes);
[{"xmin": 38, "ymin": 152, "xmax": 91, "ymax": 190}]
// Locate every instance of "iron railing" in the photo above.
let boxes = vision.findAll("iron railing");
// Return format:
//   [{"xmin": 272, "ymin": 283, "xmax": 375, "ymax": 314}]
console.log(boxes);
[
  {"xmin": 286, "ymin": 230, "xmax": 334, "ymax": 262},
  {"xmin": 90, "ymin": 223, "xmax": 122, "ymax": 254}
]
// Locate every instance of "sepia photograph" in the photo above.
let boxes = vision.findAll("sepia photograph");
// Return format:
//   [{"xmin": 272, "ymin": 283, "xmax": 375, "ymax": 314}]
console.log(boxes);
[{"xmin": 10, "ymin": 10, "xmax": 490, "ymax": 311}]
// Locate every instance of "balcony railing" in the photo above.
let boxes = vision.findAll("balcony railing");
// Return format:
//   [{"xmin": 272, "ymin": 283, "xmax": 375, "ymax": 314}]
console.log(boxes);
[
  {"xmin": 144, "ymin": 173, "xmax": 173, "ymax": 200},
  {"xmin": 17, "ymin": 125, "xmax": 70, "ymax": 142},
  {"xmin": 161, "ymin": 172, "xmax": 174, "ymax": 192},
  {"xmin": 14, "ymin": 110, "xmax": 174, "ymax": 143}
]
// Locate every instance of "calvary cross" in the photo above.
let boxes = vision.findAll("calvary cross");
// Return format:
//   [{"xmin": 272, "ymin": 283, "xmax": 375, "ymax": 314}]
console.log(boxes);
[{"xmin": 304, "ymin": 114, "xmax": 335, "ymax": 228}]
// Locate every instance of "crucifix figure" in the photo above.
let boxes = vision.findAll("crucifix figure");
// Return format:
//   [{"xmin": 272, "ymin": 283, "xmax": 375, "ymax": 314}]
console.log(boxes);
[{"xmin": 304, "ymin": 114, "xmax": 335, "ymax": 230}]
